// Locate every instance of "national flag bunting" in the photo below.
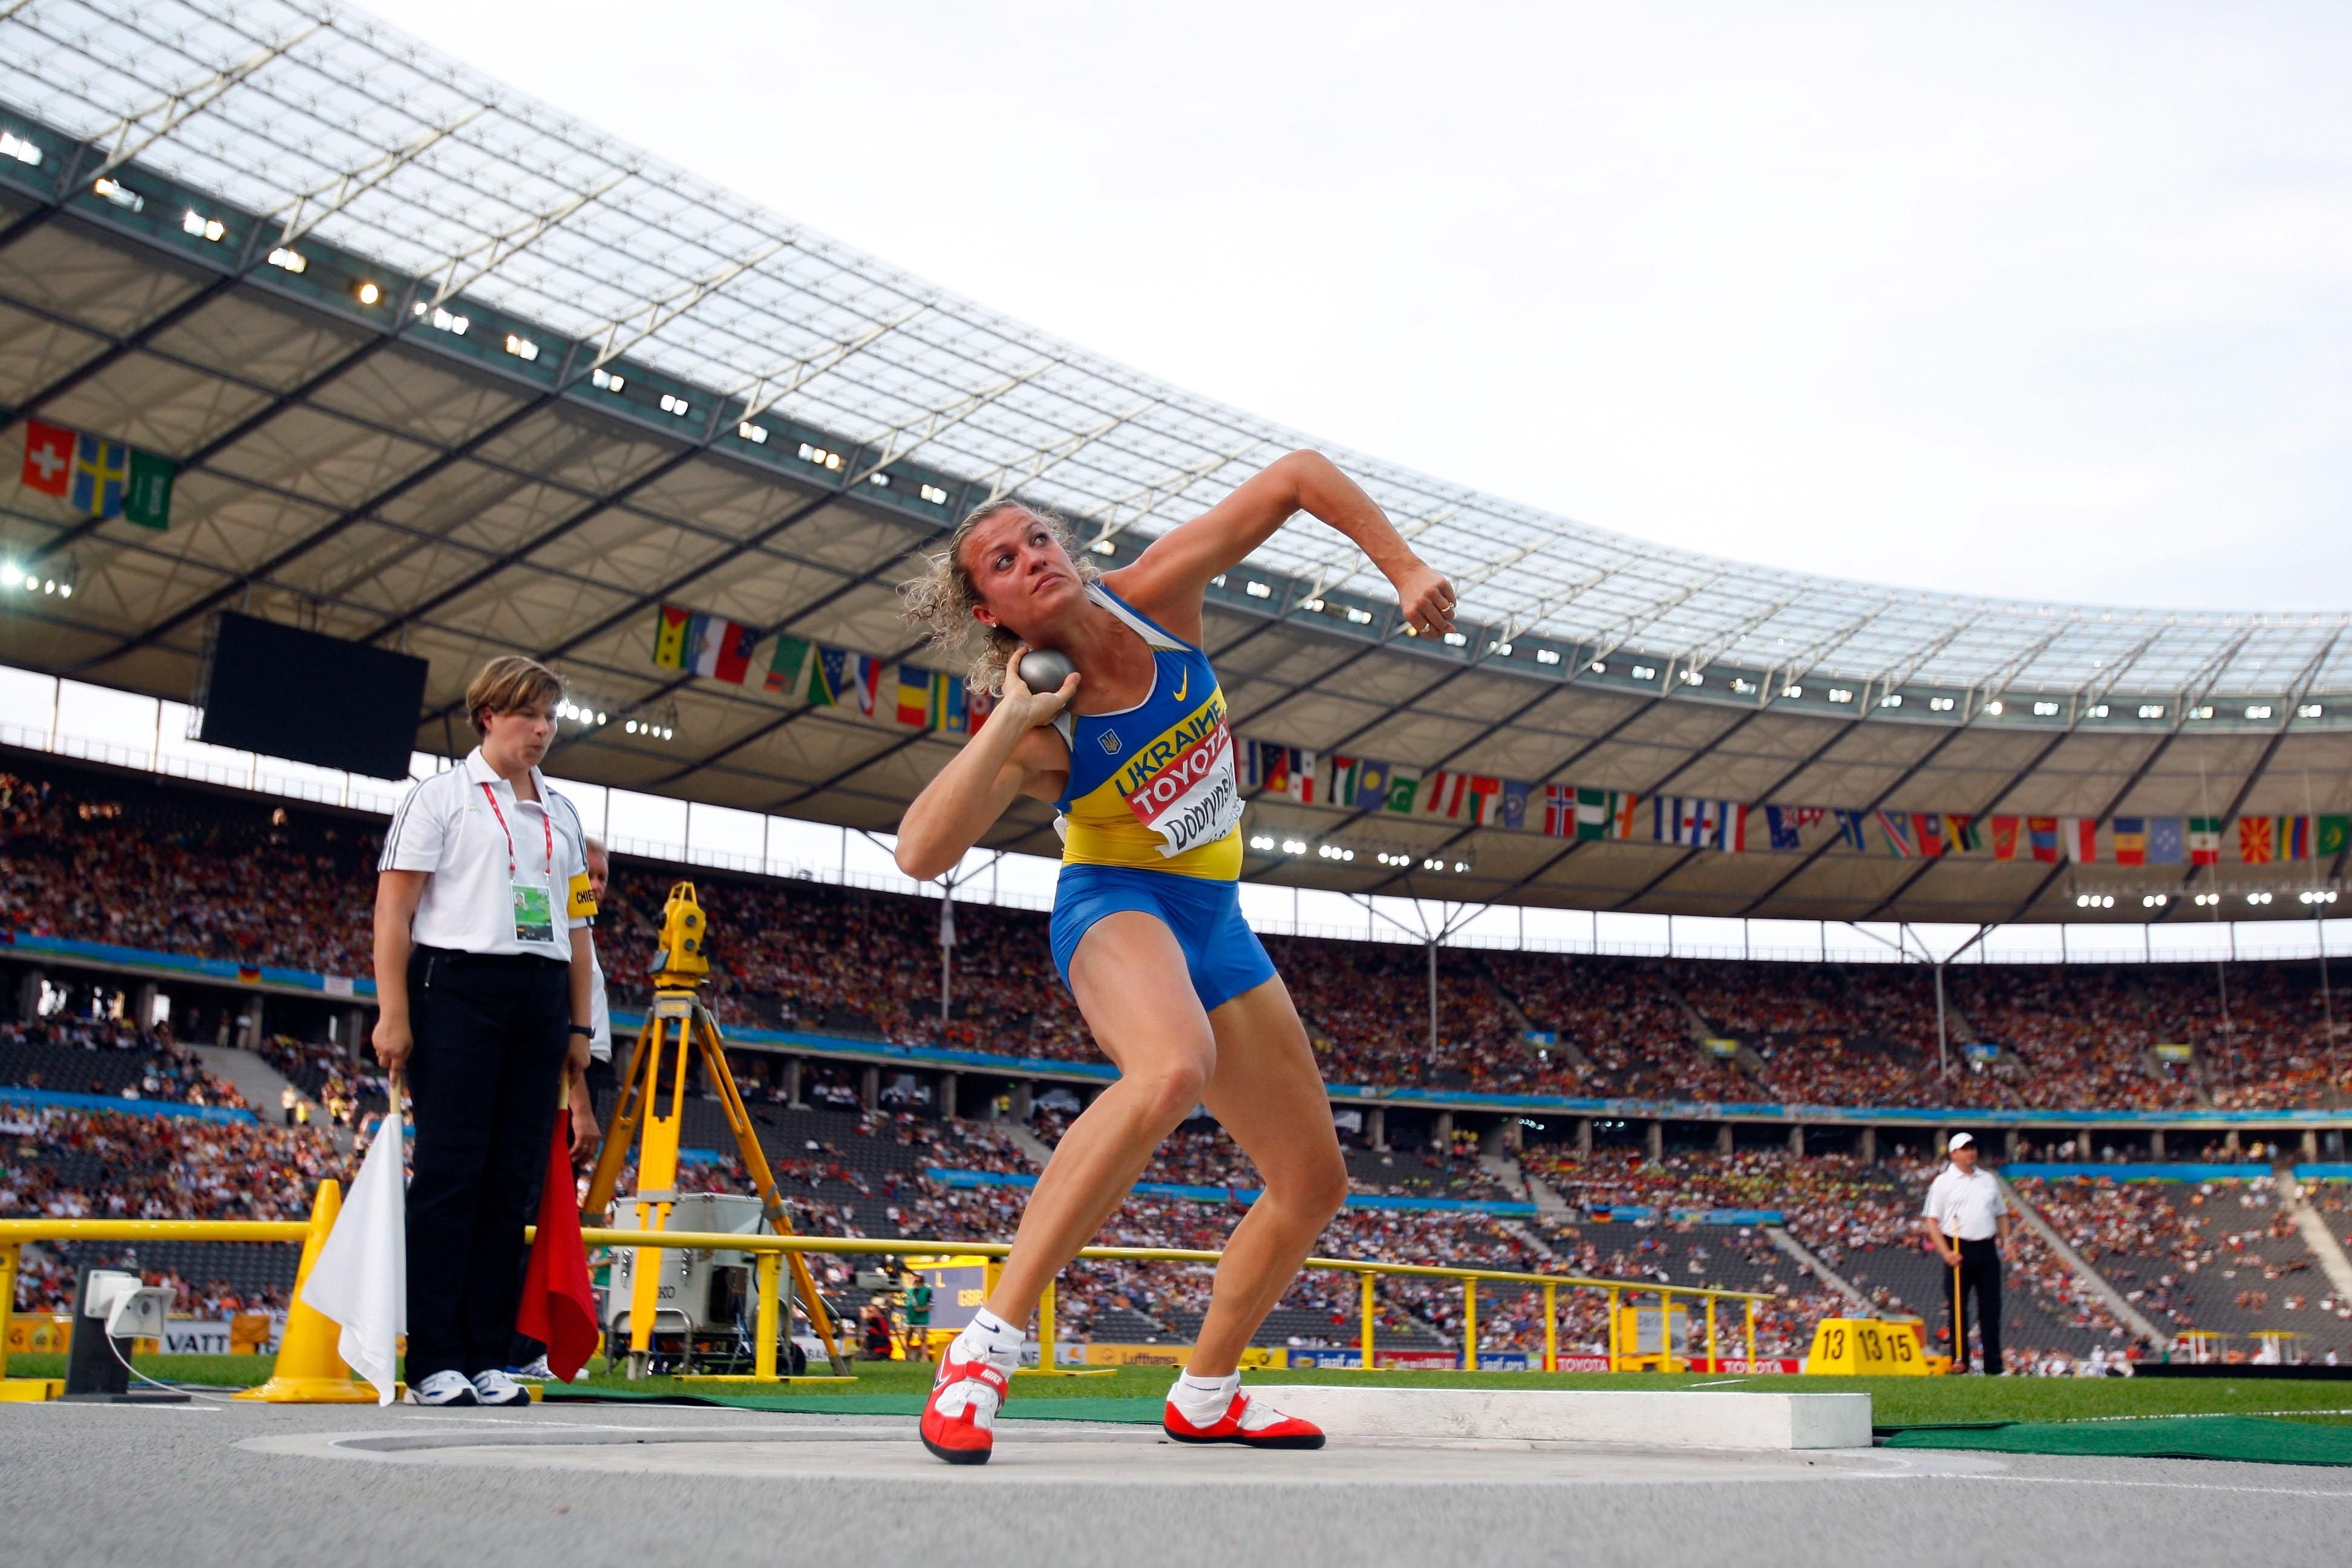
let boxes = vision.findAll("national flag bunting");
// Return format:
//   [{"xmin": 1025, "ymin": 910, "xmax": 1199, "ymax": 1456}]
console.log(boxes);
[
  {"xmin": 2321, "ymin": 815, "xmax": 2351, "ymax": 861},
  {"xmin": 1877, "ymin": 811, "xmax": 1917, "ymax": 858},
  {"xmin": 70, "ymin": 431, "xmax": 128, "ymax": 519},
  {"xmin": 2063, "ymin": 817, "xmax": 2097, "ymax": 864},
  {"xmin": 2111, "ymin": 817, "xmax": 2148, "ymax": 866},
  {"xmin": 1328, "ymin": 756, "xmax": 1377, "ymax": 808},
  {"xmin": 1910, "ymin": 813, "xmax": 1946, "ymax": 858},
  {"xmin": 1834, "ymin": 810, "xmax": 1869, "ymax": 851},
  {"xmin": 650, "ymin": 604, "xmax": 754, "ymax": 684},
  {"xmin": 2239, "ymin": 815, "xmax": 2310, "ymax": 864},
  {"xmin": 1418, "ymin": 770, "xmax": 1473, "ymax": 820},
  {"xmin": 2027, "ymin": 817, "xmax": 2060, "ymax": 864},
  {"xmin": 814, "ymin": 646, "xmax": 849, "ymax": 707},
  {"xmin": 765, "ymin": 635, "xmax": 814, "ymax": 696},
  {"xmin": 652, "ymin": 605, "xmax": 694, "ymax": 670},
  {"xmin": 1497, "ymin": 780, "xmax": 1530, "ymax": 831},
  {"xmin": 1380, "ymin": 765, "xmax": 1422, "ymax": 814},
  {"xmin": 19, "ymin": 417, "xmax": 71, "ymax": 497},
  {"xmin": 1543, "ymin": 783, "xmax": 1577, "ymax": 837},
  {"xmin": 897, "ymin": 666, "xmax": 934, "ymax": 727},
  {"xmin": 2187, "ymin": 817, "xmax": 2223, "ymax": 866},
  {"xmin": 18, "ymin": 417, "xmax": 177, "ymax": 529},
  {"xmin": 2149, "ymin": 817, "xmax": 2186, "ymax": 866},
  {"xmin": 1576, "ymin": 788, "xmax": 1639, "ymax": 841},
  {"xmin": 847, "ymin": 653, "xmax": 883, "ymax": 716},
  {"xmin": 1991, "ymin": 815, "xmax": 2021, "ymax": 862},
  {"xmin": 1655, "ymin": 797, "xmax": 1745, "ymax": 851},
  {"xmin": 696, "ymin": 618, "xmax": 757, "ymax": 684},
  {"xmin": 929, "ymin": 670, "xmax": 969, "ymax": 733},
  {"xmin": 1292, "ymin": 750, "xmax": 1324, "ymax": 805},
  {"xmin": 1244, "ymin": 743, "xmax": 1320, "ymax": 803}
]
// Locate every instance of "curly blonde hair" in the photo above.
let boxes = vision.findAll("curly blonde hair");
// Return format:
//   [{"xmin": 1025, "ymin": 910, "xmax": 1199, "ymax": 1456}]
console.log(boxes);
[{"xmin": 900, "ymin": 497, "xmax": 1100, "ymax": 694}]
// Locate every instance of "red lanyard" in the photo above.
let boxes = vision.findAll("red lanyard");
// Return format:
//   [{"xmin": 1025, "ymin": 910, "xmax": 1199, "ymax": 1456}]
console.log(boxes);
[{"xmin": 479, "ymin": 782, "xmax": 552, "ymax": 880}]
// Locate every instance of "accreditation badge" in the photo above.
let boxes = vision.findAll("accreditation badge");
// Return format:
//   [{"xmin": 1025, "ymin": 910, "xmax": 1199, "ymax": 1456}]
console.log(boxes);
[{"xmin": 512, "ymin": 878, "xmax": 555, "ymax": 944}]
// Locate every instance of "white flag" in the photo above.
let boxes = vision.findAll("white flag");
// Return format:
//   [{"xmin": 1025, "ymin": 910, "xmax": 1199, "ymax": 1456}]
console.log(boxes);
[{"xmin": 301, "ymin": 1106, "xmax": 407, "ymax": 1405}]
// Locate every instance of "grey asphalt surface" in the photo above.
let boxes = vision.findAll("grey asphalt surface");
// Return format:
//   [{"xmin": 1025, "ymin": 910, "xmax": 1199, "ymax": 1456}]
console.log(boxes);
[{"xmin": 4, "ymin": 1399, "xmax": 2350, "ymax": 1568}]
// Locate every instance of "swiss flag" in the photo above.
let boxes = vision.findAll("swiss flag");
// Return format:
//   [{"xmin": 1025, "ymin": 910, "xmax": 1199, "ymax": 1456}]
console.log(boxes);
[
  {"xmin": 515, "ymin": 1119, "xmax": 600, "ymax": 1382},
  {"xmin": 21, "ymin": 418, "xmax": 71, "ymax": 497}
]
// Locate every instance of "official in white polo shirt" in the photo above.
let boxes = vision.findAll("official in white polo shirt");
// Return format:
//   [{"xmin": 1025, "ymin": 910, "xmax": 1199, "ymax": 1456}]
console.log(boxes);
[
  {"xmin": 372, "ymin": 655, "xmax": 598, "ymax": 1408},
  {"xmin": 1919, "ymin": 1131, "xmax": 2011, "ymax": 1374}
]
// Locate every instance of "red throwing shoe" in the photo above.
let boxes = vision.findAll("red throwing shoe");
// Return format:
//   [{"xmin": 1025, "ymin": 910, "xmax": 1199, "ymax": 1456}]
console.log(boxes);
[
  {"xmin": 1163, "ymin": 1390, "xmax": 1325, "ymax": 1449},
  {"xmin": 920, "ymin": 1350, "xmax": 1011, "ymax": 1465}
]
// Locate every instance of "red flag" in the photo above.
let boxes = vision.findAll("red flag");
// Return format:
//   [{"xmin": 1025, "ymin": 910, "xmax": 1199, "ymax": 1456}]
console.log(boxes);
[
  {"xmin": 21, "ymin": 418, "xmax": 73, "ymax": 497},
  {"xmin": 515, "ymin": 1120, "xmax": 599, "ymax": 1382}
]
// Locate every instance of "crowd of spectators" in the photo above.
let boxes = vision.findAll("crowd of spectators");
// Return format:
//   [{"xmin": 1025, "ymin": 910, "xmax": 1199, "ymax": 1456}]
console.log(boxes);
[
  {"xmin": 0, "ymin": 1103, "xmax": 341, "ymax": 1223},
  {"xmin": 2016, "ymin": 1174, "xmax": 2352, "ymax": 1350},
  {"xmin": 255, "ymin": 1034, "xmax": 387, "ymax": 1128},
  {"xmin": 1028, "ymin": 1112, "xmax": 1514, "ymax": 1201},
  {"xmin": 8, "ymin": 757, "xmax": 2352, "ymax": 1113},
  {"xmin": 0, "ymin": 770, "xmax": 376, "ymax": 975},
  {"xmin": 0, "ymin": 1016, "xmax": 249, "ymax": 1108}
]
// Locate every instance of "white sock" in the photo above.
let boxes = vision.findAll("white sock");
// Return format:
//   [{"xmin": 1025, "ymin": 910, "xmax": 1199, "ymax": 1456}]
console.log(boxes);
[
  {"xmin": 950, "ymin": 1308, "xmax": 1024, "ymax": 1368},
  {"xmin": 1169, "ymin": 1369, "xmax": 1241, "ymax": 1423}
]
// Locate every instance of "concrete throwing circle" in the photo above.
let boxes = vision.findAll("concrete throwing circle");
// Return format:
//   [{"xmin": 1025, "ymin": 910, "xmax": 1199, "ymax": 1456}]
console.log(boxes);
[{"xmin": 242, "ymin": 1421, "xmax": 1982, "ymax": 1488}]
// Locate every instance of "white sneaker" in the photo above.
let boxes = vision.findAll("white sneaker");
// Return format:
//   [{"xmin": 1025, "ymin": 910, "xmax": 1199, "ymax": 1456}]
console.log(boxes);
[
  {"xmin": 471, "ymin": 1369, "xmax": 532, "ymax": 1406},
  {"xmin": 511, "ymin": 1356, "xmax": 554, "ymax": 1381},
  {"xmin": 406, "ymin": 1370, "xmax": 479, "ymax": 1406}
]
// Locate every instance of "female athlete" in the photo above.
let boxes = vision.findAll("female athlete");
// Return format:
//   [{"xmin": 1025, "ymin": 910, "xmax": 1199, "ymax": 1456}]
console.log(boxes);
[{"xmin": 894, "ymin": 451, "xmax": 1456, "ymax": 1463}]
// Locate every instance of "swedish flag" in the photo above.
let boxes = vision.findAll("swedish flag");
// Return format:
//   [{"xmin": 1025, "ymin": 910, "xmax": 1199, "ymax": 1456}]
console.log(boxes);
[{"xmin": 69, "ymin": 433, "xmax": 128, "ymax": 519}]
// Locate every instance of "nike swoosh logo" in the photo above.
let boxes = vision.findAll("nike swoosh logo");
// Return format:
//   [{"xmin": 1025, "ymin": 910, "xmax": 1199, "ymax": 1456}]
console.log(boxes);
[{"xmin": 1172, "ymin": 665, "xmax": 1189, "ymax": 703}]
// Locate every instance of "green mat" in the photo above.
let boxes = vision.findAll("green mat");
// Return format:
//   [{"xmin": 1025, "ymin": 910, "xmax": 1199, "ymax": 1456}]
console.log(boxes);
[
  {"xmin": 1884, "ymin": 1415, "xmax": 2352, "ymax": 1467},
  {"xmin": 544, "ymin": 1388, "xmax": 1163, "ymax": 1424}
]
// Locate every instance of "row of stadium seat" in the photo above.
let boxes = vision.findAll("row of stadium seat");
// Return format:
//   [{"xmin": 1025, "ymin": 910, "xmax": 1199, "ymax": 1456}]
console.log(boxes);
[{"xmin": 5, "ymin": 754, "xmax": 2345, "ymax": 1112}]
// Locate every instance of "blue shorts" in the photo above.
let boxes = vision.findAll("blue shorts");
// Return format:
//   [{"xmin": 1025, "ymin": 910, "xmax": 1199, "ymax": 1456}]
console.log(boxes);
[{"xmin": 1049, "ymin": 863, "xmax": 1276, "ymax": 1014}]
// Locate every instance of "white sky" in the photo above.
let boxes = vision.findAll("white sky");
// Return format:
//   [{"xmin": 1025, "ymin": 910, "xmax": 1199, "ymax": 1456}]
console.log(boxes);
[{"xmin": 365, "ymin": 1, "xmax": 2352, "ymax": 613}]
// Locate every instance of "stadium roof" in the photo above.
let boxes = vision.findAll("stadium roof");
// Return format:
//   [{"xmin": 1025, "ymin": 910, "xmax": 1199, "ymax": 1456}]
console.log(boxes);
[{"xmin": 0, "ymin": 0, "xmax": 2347, "ymax": 927}]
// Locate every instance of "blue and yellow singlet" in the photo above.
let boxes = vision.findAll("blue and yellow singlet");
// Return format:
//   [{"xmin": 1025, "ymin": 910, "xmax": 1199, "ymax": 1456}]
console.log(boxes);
[{"xmin": 1048, "ymin": 583, "xmax": 1245, "ymax": 881}]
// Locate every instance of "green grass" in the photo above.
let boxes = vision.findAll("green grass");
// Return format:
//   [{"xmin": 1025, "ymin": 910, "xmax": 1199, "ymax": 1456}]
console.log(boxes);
[
  {"xmin": 15, "ymin": 1351, "xmax": 2350, "ymax": 1430},
  {"xmin": 4, "ymin": 1352, "xmax": 273, "ymax": 1388}
]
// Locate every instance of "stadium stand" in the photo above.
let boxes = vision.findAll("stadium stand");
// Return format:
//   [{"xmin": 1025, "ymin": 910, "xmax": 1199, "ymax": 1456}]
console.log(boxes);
[
  {"xmin": 14, "ymin": 751, "xmax": 2352, "ymax": 1366},
  {"xmin": 9, "ymin": 754, "xmax": 2352, "ymax": 1115},
  {"xmin": 0, "ymin": 1018, "xmax": 244, "ymax": 1107},
  {"xmin": 2016, "ymin": 1173, "xmax": 2352, "ymax": 1361},
  {"xmin": 0, "ymin": 1101, "xmax": 344, "ymax": 1312}
]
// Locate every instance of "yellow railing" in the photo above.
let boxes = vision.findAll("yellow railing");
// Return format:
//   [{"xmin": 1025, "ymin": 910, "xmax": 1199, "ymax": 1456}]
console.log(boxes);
[{"xmin": 0, "ymin": 1217, "xmax": 1769, "ymax": 1383}]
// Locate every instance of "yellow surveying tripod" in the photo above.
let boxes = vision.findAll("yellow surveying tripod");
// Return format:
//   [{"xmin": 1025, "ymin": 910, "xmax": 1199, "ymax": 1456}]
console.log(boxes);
[{"xmin": 579, "ymin": 881, "xmax": 854, "ymax": 1374}]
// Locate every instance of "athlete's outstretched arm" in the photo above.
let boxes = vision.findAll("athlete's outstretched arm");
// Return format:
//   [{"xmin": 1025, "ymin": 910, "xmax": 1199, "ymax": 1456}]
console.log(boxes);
[
  {"xmin": 894, "ymin": 657, "xmax": 1076, "ymax": 881},
  {"xmin": 1105, "ymin": 450, "xmax": 1454, "ymax": 644}
]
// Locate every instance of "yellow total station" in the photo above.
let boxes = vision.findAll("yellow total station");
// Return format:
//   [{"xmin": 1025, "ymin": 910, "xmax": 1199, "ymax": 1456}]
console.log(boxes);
[
  {"xmin": 581, "ymin": 880, "xmax": 853, "ymax": 1376},
  {"xmin": 650, "ymin": 880, "xmax": 710, "ymax": 985}
]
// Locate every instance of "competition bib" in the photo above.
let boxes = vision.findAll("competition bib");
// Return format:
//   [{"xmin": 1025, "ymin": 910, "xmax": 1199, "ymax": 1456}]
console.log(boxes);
[{"xmin": 1112, "ymin": 690, "xmax": 1243, "ymax": 859}]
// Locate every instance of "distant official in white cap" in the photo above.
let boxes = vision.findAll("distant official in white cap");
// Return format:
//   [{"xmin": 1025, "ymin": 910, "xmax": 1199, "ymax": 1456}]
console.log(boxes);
[{"xmin": 1922, "ymin": 1128, "xmax": 2010, "ymax": 1374}]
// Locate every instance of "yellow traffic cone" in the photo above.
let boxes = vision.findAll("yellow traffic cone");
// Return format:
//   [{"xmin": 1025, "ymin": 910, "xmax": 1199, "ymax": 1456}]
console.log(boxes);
[{"xmin": 235, "ymin": 1180, "xmax": 379, "ymax": 1403}]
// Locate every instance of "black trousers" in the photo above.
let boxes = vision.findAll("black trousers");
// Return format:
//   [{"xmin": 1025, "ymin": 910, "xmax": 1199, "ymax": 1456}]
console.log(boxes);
[
  {"xmin": 1942, "ymin": 1236, "xmax": 2004, "ymax": 1374},
  {"xmin": 405, "ymin": 947, "xmax": 569, "ymax": 1380}
]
